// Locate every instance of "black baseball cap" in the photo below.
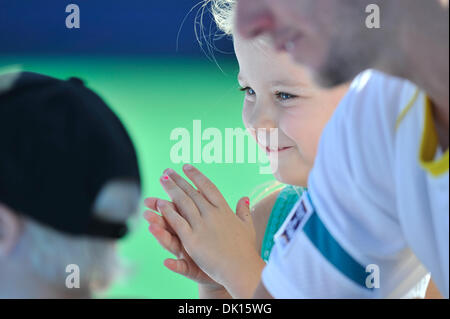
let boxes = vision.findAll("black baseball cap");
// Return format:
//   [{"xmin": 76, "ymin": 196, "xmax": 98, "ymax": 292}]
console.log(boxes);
[{"xmin": 0, "ymin": 71, "xmax": 141, "ymax": 239}]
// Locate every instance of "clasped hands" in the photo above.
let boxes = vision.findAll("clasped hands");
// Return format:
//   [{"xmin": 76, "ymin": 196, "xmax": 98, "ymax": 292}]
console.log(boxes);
[{"xmin": 143, "ymin": 164, "xmax": 265, "ymax": 298}]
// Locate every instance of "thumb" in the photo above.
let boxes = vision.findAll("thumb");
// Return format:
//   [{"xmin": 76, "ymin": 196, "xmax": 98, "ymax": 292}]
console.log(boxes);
[{"xmin": 236, "ymin": 197, "xmax": 252, "ymax": 224}]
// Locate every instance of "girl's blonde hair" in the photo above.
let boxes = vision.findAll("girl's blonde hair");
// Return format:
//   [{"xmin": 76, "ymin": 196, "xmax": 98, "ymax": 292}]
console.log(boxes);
[
  {"xmin": 196, "ymin": 0, "xmax": 270, "ymax": 64},
  {"xmin": 208, "ymin": 0, "xmax": 236, "ymax": 36}
]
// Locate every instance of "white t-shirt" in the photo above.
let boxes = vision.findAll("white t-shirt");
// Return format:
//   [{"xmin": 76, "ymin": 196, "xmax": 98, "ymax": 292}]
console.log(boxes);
[{"xmin": 262, "ymin": 70, "xmax": 448, "ymax": 298}]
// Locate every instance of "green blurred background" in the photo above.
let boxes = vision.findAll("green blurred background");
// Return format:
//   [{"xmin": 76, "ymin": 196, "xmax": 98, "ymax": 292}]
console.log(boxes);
[
  {"xmin": 0, "ymin": 56, "xmax": 275, "ymax": 298},
  {"xmin": 0, "ymin": 0, "xmax": 277, "ymax": 298}
]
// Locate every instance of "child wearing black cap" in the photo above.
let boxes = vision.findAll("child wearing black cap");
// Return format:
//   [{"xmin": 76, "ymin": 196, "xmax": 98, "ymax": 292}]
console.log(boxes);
[{"xmin": 0, "ymin": 71, "xmax": 141, "ymax": 298}]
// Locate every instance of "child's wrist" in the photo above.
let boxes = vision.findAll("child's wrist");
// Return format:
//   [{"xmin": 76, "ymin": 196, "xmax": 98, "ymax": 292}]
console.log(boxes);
[
  {"xmin": 198, "ymin": 283, "xmax": 230, "ymax": 299},
  {"xmin": 222, "ymin": 252, "xmax": 266, "ymax": 298}
]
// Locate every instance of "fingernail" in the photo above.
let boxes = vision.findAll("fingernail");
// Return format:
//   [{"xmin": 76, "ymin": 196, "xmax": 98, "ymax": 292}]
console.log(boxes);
[
  {"xmin": 245, "ymin": 198, "xmax": 250, "ymax": 206},
  {"xmin": 164, "ymin": 168, "xmax": 174, "ymax": 176},
  {"xmin": 184, "ymin": 164, "xmax": 193, "ymax": 171},
  {"xmin": 161, "ymin": 175, "xmax": 169, "ymax": 181},
  {"xmin": 156, "ymin": 200, "xmax": 162, "ymax": 211}
]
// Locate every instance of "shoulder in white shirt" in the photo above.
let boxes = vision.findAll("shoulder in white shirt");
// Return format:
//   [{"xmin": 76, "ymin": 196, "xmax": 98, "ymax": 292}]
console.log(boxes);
[{"xmin": 262, "ymin": 70, "xmax": 448, "ymax": 298}]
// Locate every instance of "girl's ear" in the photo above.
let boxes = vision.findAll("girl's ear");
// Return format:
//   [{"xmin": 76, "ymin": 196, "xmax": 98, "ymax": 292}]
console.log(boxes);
[{"xmin": 0, "ymin": 204, "xmax": 22, "ymax": 257}]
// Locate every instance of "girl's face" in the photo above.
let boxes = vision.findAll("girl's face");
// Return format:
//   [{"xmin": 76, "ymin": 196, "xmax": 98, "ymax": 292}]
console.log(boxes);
[{"xmin": 235, "ymin": 34, "xmax": 349, "ymax": 186}]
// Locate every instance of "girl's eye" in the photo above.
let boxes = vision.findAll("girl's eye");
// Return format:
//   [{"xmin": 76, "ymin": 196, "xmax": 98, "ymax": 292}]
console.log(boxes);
[
  {"xmin": 276, "ymin": 92, "xmax": 298, "ymax": 101},
  {"xmin": 239, "ymin": 86, "xmax": 256, "ymax": 96}
]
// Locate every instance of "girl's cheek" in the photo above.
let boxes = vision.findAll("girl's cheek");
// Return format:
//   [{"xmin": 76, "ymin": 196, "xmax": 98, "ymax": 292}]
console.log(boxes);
[
  {"xmin": 242, "ymin": 103, "xmax": 260, "ymax": 143},
  {"xmin": 279, "ymin": 110, "xmax": 304, "ymax": 143},
  {"xmin": 242, "ymin": 103, "xmax": 251, "ymax": 130},
  {"xmin": 283, "ymin": 108, "xmax": 327, "ymax": 163},
  {"xmin": 281, "ymin": 112, "xmax": 315, "ymax": 160}
]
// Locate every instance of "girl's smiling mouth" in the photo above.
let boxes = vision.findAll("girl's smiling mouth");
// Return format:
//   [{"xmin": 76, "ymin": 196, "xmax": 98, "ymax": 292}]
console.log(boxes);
[{"xmin": 263, "ymin": 145, "xmax": 294, "ymax": 154}]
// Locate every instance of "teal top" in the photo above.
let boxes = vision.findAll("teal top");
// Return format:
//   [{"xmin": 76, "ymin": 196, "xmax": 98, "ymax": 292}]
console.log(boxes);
[{"xmin": 260, "ymin": 185, "xmax": 306, "ymax": 262}]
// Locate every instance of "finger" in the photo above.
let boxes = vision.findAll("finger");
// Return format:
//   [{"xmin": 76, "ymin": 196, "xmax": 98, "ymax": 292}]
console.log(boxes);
[
  {"xmin": 157, "ymin": 199, "xmax": 192, "ymax": 242},
  {"xmin": 143, "ymin": 209, "xmax": 177, "ymax": 236},
  {"xmin": 164, "ymin": 258, "xmax": 189, "ymax": 276},
  {"xmin": 182, "ymin": 164, "xmax": 227, "ymax": 208},
  {"xmin": 148, "ymin": 222, "xmax": 183, "ymax": 257},
  {"xmin": 144, "ymin": 197, "xmax": 177, "ymax": 212},
  {"xmin": 143, "ymin": 209, "xmax": 162, "ymax": 224},
  {"xmin": 143, "ymin": 197, "xmax": 159, "ymax": 211},
  {"xmin": 165, "ymin": 168, "xmax": 214, "ymax": 215},
  {"xmin": 236, "ymin": 197, "xmax": 252, "ymax": 224},
  {"xmin": 160, "ymin": 174, "xmax": 201, "ymax": 226}
]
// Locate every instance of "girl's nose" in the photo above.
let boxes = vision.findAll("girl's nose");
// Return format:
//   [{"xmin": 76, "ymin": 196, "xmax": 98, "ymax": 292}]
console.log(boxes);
[{"xmin": 248, "ymin": 100, "xmax": 277, "ymax": 132}]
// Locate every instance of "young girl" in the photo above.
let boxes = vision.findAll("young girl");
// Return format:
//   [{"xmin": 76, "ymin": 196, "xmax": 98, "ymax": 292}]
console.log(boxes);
[{"xmin": 143, "ymin": 0, "xmax": 434, "ymax": 298}]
